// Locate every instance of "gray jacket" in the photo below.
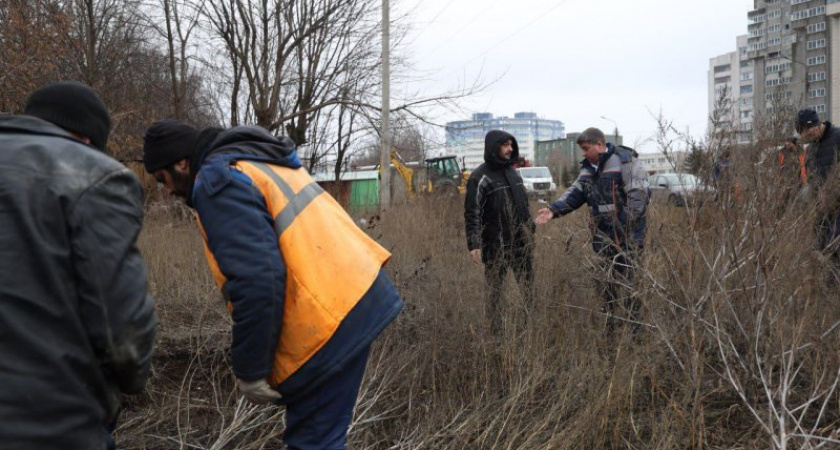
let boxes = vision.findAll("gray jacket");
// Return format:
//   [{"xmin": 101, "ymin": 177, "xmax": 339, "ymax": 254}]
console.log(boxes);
[{"xmin": 0, "ymin": 116, "xmax": 156, "ymax": 449}]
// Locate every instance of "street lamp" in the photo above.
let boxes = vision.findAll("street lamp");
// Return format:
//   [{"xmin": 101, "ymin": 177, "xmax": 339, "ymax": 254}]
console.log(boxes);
[{"xmin": 600, "ymin": 116, "xmax": 620, "ymax": 144}]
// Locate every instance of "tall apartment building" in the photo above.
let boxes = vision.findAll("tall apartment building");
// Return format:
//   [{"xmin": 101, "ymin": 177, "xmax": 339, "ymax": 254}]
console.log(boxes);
[
  {"xmin": 445, "ymin": 112, "xmax": 565, "ymax": 170},
  {"xmin": 708, "ymin": 35, "xmax": 753, "ymax": 143},
  {"xmin": 710, "ymin": 1, "xmax": 840, "ymax": 141}
]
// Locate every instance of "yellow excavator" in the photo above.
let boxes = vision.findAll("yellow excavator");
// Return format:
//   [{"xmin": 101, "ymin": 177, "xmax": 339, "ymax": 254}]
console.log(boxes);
[{"xmin": 388, "ymin": 148, "xmax": 469, "ymax": 197}]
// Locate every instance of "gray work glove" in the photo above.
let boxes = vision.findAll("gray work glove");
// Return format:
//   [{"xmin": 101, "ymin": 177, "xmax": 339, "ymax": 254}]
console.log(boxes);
[{"xmin": 237, "ymin": 378, "xmax": 281, "ymax": 404}]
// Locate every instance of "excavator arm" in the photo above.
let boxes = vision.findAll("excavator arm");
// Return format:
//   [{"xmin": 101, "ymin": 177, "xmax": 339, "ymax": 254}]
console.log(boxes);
[{"xmin": 389, "ymin": 148, "xmax": 416, "ymax": 198}]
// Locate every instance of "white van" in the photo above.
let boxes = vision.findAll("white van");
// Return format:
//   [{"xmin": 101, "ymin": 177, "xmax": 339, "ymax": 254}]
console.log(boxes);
[{"xmin": 516, "ymin": 166, "xmax": 556, "ymax": 199}]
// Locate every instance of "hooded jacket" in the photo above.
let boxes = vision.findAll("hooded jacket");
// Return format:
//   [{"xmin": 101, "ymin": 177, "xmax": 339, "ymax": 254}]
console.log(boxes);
[
  {"xmin": 187, "ymin": 126, "xmax": 402, "ymax": 402},
  {"xmin": 548, "ymin": 143, "xmax": 648, "ymax": 253},
  {"xmin": 464, "ymin": 130, "xmax": 533, "ymax": 261},
  {"xmin": 0, "ymin": 116, "xmax": 156, "ymax": 449}
]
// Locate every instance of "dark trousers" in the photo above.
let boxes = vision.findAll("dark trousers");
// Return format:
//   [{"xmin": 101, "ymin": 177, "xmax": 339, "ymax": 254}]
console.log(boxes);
[
  {"xmin": 283, "ymin": 345, "xmax": 371, "ymax": 450},
  {"xmin": 818, "ymin": 214, "xmax": 840, "ymax": 282},
  {"xmin": 484, "ymin": 247, "xmax": 535, "ymax": 336},
  {"xmin": 597, "ymin": 248, "xmax": 642, "ymax": 333}
]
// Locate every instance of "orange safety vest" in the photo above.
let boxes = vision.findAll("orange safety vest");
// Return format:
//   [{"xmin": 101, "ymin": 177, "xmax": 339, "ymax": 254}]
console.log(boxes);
[
  {"xmin": 198, "ymin": 160, "xmax": 391, "ymax": 386},
  {"xmin": 778, "ymin": 149, "xmax": 807, "ymax": 185}
]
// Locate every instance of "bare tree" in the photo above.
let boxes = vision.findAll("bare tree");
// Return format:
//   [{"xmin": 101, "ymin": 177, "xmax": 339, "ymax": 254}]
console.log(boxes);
[{"xmin": 145, "ymin": 0, "xmax": 206, "ymax": 120}]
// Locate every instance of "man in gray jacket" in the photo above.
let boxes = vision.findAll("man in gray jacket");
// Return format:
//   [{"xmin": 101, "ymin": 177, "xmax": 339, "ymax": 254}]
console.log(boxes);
[
  {"xmin": 535, "ymin": 127, "xmax": 649, "ymax": 333},
  {"xmin": 0, "ymin": 82, "xmax": 157, "ymax": 449}
]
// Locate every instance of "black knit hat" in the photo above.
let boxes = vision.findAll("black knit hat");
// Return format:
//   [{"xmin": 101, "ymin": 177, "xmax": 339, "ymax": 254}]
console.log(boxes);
[
  {"xmin": 142, "ymin": 120, "xmax": 200, "ymax": 173},
  {"xmin": 24, "ymin": 81, "xmax": 112, "ymax": 151},
  {"xmin": 796, "ymin": 108, "xmax": 820, "ymax": 133}
]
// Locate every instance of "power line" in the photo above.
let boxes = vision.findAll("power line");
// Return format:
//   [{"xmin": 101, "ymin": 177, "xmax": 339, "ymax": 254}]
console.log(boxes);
[{"xmin": 443, "ymin": 0, "xmax": 576, "ymax": 79}]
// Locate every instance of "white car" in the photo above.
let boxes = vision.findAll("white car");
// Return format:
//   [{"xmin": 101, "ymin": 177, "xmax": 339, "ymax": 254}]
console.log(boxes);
[{"xmin": 517, "ymin": 166, "xmax": 556, "ymax": 199}]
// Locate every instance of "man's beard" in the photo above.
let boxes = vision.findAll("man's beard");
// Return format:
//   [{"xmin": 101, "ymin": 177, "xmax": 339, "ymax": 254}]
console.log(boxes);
[{"xmin": 171, "ymin": 168, "xmax": 191, "ymax": 198}]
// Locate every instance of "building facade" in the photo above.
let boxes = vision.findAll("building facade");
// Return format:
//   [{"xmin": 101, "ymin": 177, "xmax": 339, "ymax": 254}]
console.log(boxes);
[
  {"xmin": 445, "ymin": 112, "xmax": 565, "ymax": 169},
  {"xmin": 638, "ymin": 151, "xmax": 688, "ymax": 176},
  {"xmin": 711, "ymin": 1, "xmax": 839, "ymax": 143},
  {"xmin": 534, "ymin": 132, "xmax": 624, "ymax": 186},
  {"xmin": 708, "ymin": 35, "xmax": 753, "ymax": 144}
]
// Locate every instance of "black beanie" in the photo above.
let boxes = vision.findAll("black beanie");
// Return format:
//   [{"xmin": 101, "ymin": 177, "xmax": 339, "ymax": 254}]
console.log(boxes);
[
  {"xmin": 142, "ymin": 120, "xmax": 200, "ymax": 173},
  {"xmin": 24, "ymin": 81, "xmax": 112, "ymax": 151}
]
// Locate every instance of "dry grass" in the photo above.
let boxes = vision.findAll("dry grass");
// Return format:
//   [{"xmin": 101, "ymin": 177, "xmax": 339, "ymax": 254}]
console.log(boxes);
[{"xmin": 119, "ymin": 160, "xmax": 840, "ymax": 448}]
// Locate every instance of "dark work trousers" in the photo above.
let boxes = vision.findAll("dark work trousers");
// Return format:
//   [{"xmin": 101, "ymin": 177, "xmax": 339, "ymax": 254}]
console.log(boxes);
[
  {"xmin": 817, "ymin": 213, "xmax": 840, "ymax": 279},
  {"xmin": 283, "ymin": 345, "xmax": 371, "ymax": 450},
  {"xmin": 484, "ymin": 243, "xmax": 535, "ymax": 337},
  {"xmin": 597, "ymin": 247, "xmax": 642, "ymax": 334}
]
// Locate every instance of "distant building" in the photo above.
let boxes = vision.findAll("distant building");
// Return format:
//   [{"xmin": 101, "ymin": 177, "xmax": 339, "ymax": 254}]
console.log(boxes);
[
  {"xmin": 445, "ymin": 112, "xmax": 565, "ymax": 170},
  {"xmin": 638, "ymin": 151, "xmax": 687, "ymax": 176},
  {"xmin": 709, "ymin": 1, "xmax": 840, "ymax": 141},
  {"xmin": 534, "ymin": 131, "xmax": 623, "ymax": 183},
  {"xmin": 708, "ymin": 35, "xmax": 753, "ymax": 144}
]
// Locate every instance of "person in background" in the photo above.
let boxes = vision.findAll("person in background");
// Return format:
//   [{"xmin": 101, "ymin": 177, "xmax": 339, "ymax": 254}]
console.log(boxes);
[{"xmin": 797, "ymin": 108, "xmax": 840, "ymax": 270}]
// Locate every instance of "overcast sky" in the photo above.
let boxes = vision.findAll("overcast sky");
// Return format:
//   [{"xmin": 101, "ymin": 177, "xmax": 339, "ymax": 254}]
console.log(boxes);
[{"xmin": 395, "ymin": 0, "xmax": 754, "ymax": 153}]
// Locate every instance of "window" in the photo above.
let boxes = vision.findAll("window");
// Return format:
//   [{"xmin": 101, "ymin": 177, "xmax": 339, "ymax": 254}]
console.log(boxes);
[
  {"xmin": 741, "ymin": 85, "xmax": 754, "ymax": 95},
  {"xmin": 765, "ymin": 91, "xmax": 793, "ymax": 101},
  {"xmin": 807, "ymin": 55, "xmax": 826, "ymax": 65},
  {"xmin": 808, "ymin": 88, "xmax": 826, "ymax": 98},
  {"xmin": 767, "ymin": 10, "xmax": 782, "ymax": 19},
  {"xmin": 715, "ymin": 76, "xmax": 731, "ymax": 84},
  {"xmin": 740, "ymin": 98, "xmax": 754, "ymax": 107},
  {"xmin": 807, "ymin": 39, "xmax": 826, "ymax": 50},
  {"xmin": 814, "ymin": 104, "xmax": 827, "ymax": 113},
  {"xmin": 808, "ymin": 72, "xmax": 827, "ymax": 82},
  {"xmin": 807, "ymin": 22, "xmax": 826, "ymax": 33},
  {"xmin": 740, "ymin": 72, "xmax": 754, "ymax": 81},
  {"xmin": 740, "ymin": 60, "xmax": 752, "ymax": 68},
  {"xmin": 765, "ymin": 62, "xmax": 792, "ymax": 73},
  {"xmin": 791, "ymin": 0, "xmax": 814, "ymax": 4},
  {"xmin": 740, "ymin": 110, "xmax": 753, "ymax": 119},
  {"xmin": 714, "ymin": 64, "xmax": 731, "ymax": 73},
  {"xmin": 765, "ymin": 77, "xmax": 792, "ymax": 87},
  {"xmin": 767, "ymin": 37, "xmax": 782, "ymax": 47},
  {"xmin": 791, "ymin": 6, "xmax": 826, "ymax": 21}
]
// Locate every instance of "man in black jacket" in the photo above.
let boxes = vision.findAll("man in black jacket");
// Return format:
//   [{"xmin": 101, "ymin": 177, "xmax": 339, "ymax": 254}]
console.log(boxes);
[
  {"xmin": 464, "ymin": 130, "xmax": 535, "ymax": 337},
  {"xmin": 798, "ymin": 108, "xmax": 840, "ymax": 266},
  {"xmin": 0, "ymin": 82, "xmax": 157, "ymax": 450}
]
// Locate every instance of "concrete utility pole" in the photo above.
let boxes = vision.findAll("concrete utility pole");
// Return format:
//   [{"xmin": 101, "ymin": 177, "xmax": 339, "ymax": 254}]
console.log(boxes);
[
  {"xmin": 379, "ymin": 0, "xmax": 391, "ymax": 210},
  {"xmin": 600, "ymin": 116, "xmax": 619, "ymax": 144}
]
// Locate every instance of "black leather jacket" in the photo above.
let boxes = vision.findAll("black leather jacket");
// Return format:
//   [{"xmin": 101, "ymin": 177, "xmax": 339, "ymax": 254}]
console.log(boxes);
[
  {"xmin": 807, "ymin": 122, "xmax": 840, "ymax": 184},
  {"xmin": 0, "ymin": 116, "xmax": 157, "ymax": 449}
]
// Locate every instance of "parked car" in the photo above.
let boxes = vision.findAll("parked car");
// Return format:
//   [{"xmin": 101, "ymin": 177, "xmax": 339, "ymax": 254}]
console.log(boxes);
[
  {"xmin": 517, "ymin": 166, "xmax": 556, "ymax": 199},
  {"xmin": 649, "ymin": 173, "xmax": 711, "ymax": 206}
]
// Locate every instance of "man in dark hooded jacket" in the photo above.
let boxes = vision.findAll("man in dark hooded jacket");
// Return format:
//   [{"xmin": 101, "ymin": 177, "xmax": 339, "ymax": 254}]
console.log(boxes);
[
  {"xmin": 464, "ymin": 130, "xmax": 535, "ymax": 337},
  {"xmin": 0, "ymin": 82, "xmax": 156, "ymax": 449},
  {"xmin": 142, "ymin": 120, "xmax": 402, "ymax": 450}
]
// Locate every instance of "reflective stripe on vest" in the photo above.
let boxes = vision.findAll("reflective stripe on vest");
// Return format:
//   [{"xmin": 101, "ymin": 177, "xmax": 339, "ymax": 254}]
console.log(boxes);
[{"xmin": 251, "ymin": 163, "xmax": 326, "ymax": 237}]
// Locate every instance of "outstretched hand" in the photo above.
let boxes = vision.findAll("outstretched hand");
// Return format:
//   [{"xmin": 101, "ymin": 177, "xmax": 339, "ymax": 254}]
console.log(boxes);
[
  {"xmin": 534, "ymin": 208, "xmax": 554, "ymax": 225},
  {"xmin": 469, "ymin": 249, "xmax": 482, "ymax": 265}
]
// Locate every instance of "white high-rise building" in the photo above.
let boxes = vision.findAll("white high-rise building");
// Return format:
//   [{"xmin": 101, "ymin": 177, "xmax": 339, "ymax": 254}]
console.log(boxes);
[
  {"xmin": 708, "ymin": 35, "xmax": 754, "ymax": 143},
  {"xmin": 710, "ymin": 1, "xmax": 840, "ymax": 142},
  {"xmin": 445, "ymin": 112, "xmax": 565, "ymax": 170}
]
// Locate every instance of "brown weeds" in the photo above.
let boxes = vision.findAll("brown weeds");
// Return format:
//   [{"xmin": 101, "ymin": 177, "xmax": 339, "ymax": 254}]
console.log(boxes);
[{"xmin": 121, "ymin": 167, "xmax": 840, "ymax": 449}]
